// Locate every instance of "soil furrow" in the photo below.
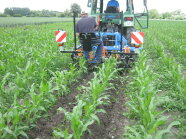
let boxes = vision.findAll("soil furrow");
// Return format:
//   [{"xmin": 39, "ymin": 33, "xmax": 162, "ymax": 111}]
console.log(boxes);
[
  {"xmin": 83, "ymin": 77, "xmax": 129, "ymax": 139},
  {"xmin": 22, "ymin": 72, "xmax": 94, "ymax": 139},
  {"xmin": 21, "ymin": 71, "xmax": 130, "ymax": 139}
]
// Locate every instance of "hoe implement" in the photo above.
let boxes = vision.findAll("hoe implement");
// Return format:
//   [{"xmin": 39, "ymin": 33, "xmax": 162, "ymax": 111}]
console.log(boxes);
[{"xmin": 55, "ymin": 0, "xmax": 148, "ymax": 67}]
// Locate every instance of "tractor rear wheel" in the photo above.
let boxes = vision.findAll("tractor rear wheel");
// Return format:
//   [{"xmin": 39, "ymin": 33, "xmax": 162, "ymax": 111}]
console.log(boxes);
[{"xmin": 123, "ymin": 27, "xmax": 136, "ymax": 46}]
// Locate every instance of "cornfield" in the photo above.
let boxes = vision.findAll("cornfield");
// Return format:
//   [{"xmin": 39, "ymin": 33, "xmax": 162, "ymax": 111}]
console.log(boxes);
[{"xmin": 0, "ymin": 18, "xmax": 185, "ymax": 138}]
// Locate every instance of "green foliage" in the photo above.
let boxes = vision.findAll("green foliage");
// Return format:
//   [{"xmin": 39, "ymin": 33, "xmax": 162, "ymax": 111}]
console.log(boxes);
[
  {"xmin": 4, "ymin": 7, "xmax": 30, "ymax": 16},
  {"xmin": 29, "ymin": 9, "xmax": 58, "ymax": 17},
  {"xmin": 124, "ymin": 50, "xmax": 181, "ymax": 138},
  {"xmin": 125, "ymin": 121, "xmax": 180, "ymax": 139},
  {"xmin": 3, "ymin": 7, "xmax": 64, "ymax": 17},
  {"xmin": 0, "ymin": 13, "xmax": 8, "ymax": 17},
  {"xmin": 148, "ymin": 9, "xmax": 185, "ymax": 20},
  {"xmin": 54, "ymin": 58, "xmax": 117, "ymax": 138},
  {"xmin": 0, "ymin": 17, "xmax": 73, "ymax": 27},
  {"xmin": 63, "ymin": 9, "xmax": 73, "ymax": 17},
  {"xmin": 142, "ymin": 20, "xmax": 186, "ymax": 137},
  {"xmin": 149, "ymin": 9, "xmax": 159, "ymax": 19},
  {"xmin": 0, "ymin": 22, "xmax": 85, "ymax": 138},
  {"xmin": 53, "ymin": 128, "xmax": 72, "ymax": 139},
  {"xmin": 51, "ymin": 60, "xmax": 86, "ymax": 96},
  {"xmin": 161, "ymin": 12, "xmax": 172, "ymax": 19},
  {"xmin": 70, "ymin": 3, "xmax": 81, "ymax": 17}
]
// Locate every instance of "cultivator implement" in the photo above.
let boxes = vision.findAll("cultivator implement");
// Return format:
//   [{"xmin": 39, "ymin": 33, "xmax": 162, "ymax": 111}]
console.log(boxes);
[
  {"xmin": 55, "ymin": 0, "xmax": 148, "ymax": 67},
  {"xmin": 55, "ymin": 26, "xmax": 143, "ymax": 67},
  {"xmin": 56, "ymin": 30, "xmax": 142, "ymax": 67}
]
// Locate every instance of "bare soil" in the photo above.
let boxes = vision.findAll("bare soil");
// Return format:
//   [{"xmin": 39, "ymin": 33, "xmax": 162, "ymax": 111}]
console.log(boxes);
[
  {"xmin": 22, "ymin": 72, "xmax": 94, "ymax": 139},
  {"xmin": 83, "ymin": 79, "xmax": 129, "ymax": 139},
  {"xmin": 20, "ymin": 72, "xmax": 130, "ymax": 139}
]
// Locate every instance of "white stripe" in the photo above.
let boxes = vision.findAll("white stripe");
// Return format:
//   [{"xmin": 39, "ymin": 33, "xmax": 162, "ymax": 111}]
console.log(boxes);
[
  {"xmin": 56, "ymin": 31, "xmax": 66, "ymax": 42},
  {"xmin": 131, "ymin": 38, "xmax": 137, "ymax": 44},
  {"xmin": 62, "ymin": 37, "xmax": 66, "ymax": 42},
  {"xmin": 133, "ymin": 32, "xmax": 143, "ymax": 43}
]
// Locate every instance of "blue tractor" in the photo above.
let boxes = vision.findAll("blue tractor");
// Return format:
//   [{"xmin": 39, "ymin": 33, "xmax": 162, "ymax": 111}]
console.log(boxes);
[{"xmin": 57, "ymin": 0, "xmax": 148, "ymax": 67}]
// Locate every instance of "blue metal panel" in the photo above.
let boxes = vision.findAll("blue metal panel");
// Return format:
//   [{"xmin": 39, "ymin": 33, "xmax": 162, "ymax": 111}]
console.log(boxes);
[
  {"xmin": 96, "ymin": 32, "xmax": 127, "ymax": 51},
  {"xmin": 95, "ymin": 31, "xmax": 143, "ymax": 53}
]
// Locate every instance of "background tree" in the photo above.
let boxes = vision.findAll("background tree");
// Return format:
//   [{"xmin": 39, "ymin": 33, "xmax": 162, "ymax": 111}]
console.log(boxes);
[
  {"xmin": 171, "ymin": 10, "xmax": 185, "ymax": 20},
  {"xmin": 161, "ymin": 12, "xmax": 172, "ymax": 19},
  {"xmin": 64, "ymin": 9, "xmax": 72, "ymax": 17},
  {"xmin": 149, "ymin": 9, "xmax": 159, "ymax": 19},
  {"xmin": 70, "ymin": 3, "xmax": 81, "ymax": 17},
  {"xmin": 4, "ymin": 7, "xmax": 13, "ymax": 16},
  {"xmin": 172, "ymin": 9, "xmax": 182, "ymax": 15},
  {"xmin": 4, "ymin": 7, "xmax": 30, "ymax": 16}
]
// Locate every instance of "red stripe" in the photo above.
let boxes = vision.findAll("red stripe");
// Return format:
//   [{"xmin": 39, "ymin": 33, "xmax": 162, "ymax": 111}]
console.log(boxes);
[
  {"xmin": 139, "ymin": 32, "xmax": 144, "ymax": 37},
  {"xmin": 57, "ymin": 32, "xmax": 66, "ymax": 42},
  {"xmin": 132, "ymin": 33, "xmax": 142, "ymax": 44},
  {"xmin": 55, "ymin": 31, "xmax": 60, "ymax": 36}
]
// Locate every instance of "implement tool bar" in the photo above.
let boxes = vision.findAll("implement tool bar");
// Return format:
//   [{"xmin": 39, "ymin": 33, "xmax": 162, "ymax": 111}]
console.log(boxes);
[{"xmin": 60, "ymin": 51, "xmax": 138, "ymax": 55}]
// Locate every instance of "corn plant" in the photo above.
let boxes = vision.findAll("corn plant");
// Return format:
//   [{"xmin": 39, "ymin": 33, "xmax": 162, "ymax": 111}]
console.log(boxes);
[
  {"xmin": 125, "ymin": 121, "xmax": 180, "ymax": 139},
  {"xmin": 53, "ymin": 128, "xmax": 72, "ymax": 139},
  {"xmin": 0, "ymin": 22, "xmax": 87, "ymax": 138},
  {"xmin": 124, "ymin": 51, "xmax": 180, "ymax": 138},
  {"xmin": 136, "ymin": 23, "xmax": 185, "ymax": 137},
  {"xmin": 145, "ymin": 27, "xmax": 186, "ymax": 112},
  {"xmin": 1, "ymin": 105, "xmax": 29, "ymax": 139},
  {"xmin": 51, "ymin": 59, "xmax": 87, "ymax": 96},
  {"xmin": 57, "ymin": 100, "xmax": 98, "ymax": 139},
  {"xmin": 53, "ymin": 58, "xmax": 117, "ymax": 139}
]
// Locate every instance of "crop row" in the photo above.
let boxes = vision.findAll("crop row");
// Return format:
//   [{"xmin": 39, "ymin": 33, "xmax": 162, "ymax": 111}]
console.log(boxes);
[
  {"xmin": 53, "ymin": 58, "xmax": 118, "ymax": 139},
  {"xmin": 145, "ymin": 22, "xmax": 186, "ymax": 112},
  {"xmin": 0, "ymin": 22, "xmax": 83, "ymax": 138},
  {"xmin": 123, "ymin": 20, "xmax": 186, "ymax": 138},
  {"xmin": 1, "ymin": 61, "xmax": 86, "ymax": 138},
  {"xmin": 124, "ymin": 51, "xmax": 180, "ymax": 138},
  {"xmin": 147, "ymin": 21, "xmax": 186, "ymax": 67},
  {"xmin": 145, "ymin": 27, "xmax": 186, "ymax": 137},
  {"xmin": 0, "ymin": 22, "xmax": 75, "ymax": 105}
]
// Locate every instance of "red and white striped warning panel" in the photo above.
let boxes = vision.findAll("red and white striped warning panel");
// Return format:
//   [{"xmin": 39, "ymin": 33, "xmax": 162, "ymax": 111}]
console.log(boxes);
[
  {"xmin": 55, "ymin": 31, "xmax": 66, "ymax": 42},
  {"xmin": 131, "ymin": 32, "xmax": 144, "ymax": 44}
]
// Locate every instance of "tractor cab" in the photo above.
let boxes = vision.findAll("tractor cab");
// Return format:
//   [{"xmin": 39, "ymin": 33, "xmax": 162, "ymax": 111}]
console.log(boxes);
[
  {"xmin": 87, "ymin": 0, "xmax": 148, "ymax": 31},
  {"xmin": 85, "ymin": 0, "xmax": 148, "ymax": 55}
]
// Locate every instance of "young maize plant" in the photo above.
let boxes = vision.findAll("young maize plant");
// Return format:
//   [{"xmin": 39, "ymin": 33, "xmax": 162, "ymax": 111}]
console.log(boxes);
[
  {"xmin": 51, "ymin": 59, "xmax": 87, "ymax": 96},
  {"xmin": 92, "ymin": 58, "xmax": 117, "ymax": 101},
  {"xmin": 149, "ymin": 21, "xmax": 186, "ymax": 66},
  {"xmin": 124, "ymin": 51, "xmax": 180, "ymax": 138},
  {"xmin": 0, "ymin": 60, "xmax": 86, "ymax": 138},
  {"xmin": 144, "ymin": 27, "xmax": 186, "ymax": 137},
  {"xmin": 0, "ymin": 22, "xmax": 86, "ymax": 138},
  {"xmin": 145, "ymin": 26, "xmax": 186, "ymax": 110},
  {"xmin": 53, "ymin": 58, "xmax": 118, "ymax": 139}
]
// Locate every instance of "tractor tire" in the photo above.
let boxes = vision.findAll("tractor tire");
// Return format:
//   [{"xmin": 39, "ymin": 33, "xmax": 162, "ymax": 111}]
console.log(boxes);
[{"xmin": 124, "ymin": 27, "xmax": 136, "ymax": 46}]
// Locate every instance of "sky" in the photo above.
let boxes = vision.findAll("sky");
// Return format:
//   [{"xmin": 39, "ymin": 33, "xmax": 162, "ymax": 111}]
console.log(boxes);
[{"xmin": 0, "ymin": 0, "xmax": 185, "ymax": 14}]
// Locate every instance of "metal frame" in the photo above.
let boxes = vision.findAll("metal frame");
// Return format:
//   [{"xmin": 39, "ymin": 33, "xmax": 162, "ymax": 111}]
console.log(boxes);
[
  {"xmin": 60, "ymin": 50, "xmax": 137, "ymax": 55},
  {"xmin": 60, "ymin": 1, "xmax": 142, "ymax": 60}
]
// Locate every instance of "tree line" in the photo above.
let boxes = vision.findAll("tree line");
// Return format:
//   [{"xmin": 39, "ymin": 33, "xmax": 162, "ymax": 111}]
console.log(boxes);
[
  {"xmin": 0, "ymin": 3, "xmax": 81, "ymax": 17},
  {"xmin": 149, "ymin": 9, "xmax": 185, "ymax": 20},
  {"xmin": 1, "ymin": 5, "xmax": 185, "ymax": 20}
]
